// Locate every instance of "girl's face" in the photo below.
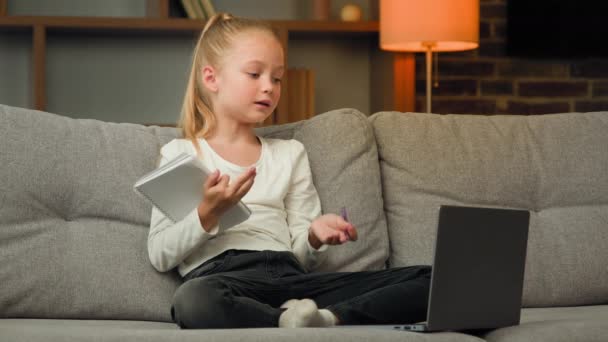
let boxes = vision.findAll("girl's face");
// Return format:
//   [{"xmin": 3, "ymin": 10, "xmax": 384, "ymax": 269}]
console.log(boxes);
[{"xmin": 209, "ymin": 30, "xmax": 284, "ymax": 125}]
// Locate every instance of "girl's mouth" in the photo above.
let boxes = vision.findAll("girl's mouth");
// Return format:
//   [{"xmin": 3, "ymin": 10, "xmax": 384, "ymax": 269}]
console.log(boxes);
[{"xmin": 255, "ymin": 101, "xmax": 270, "ymax": 107}]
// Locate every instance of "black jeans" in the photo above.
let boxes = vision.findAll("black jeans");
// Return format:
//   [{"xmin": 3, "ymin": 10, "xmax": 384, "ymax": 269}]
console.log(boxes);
[{"xmin": 171, "ymin": 249, "xmax": 431, "ymax": 329}]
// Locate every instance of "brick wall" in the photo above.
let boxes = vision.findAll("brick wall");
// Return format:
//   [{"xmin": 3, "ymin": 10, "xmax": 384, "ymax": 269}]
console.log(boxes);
[{"xmin": 414, "ymin": 0, "xmax": 608, "ymax": 114}]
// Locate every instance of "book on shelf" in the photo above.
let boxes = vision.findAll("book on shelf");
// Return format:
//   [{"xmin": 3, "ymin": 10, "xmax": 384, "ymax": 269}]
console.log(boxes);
[
  {"xmin": 192, "ymin": 0, "xmax": 206, "ymax": 19},
  {"xmin": 181, "ymin": 0, "xmax": 209, "ymax": 19},
  {"xmin": 180, "ymin": 0, "xmax": 197, "ymax": 19},
  {"xmin": 133, "ymin": 153, "xmax": 251, "ymax": 228},
  {"xmin": 200, "ymin": 0, "xmax": 217, "ymax": 18},
  {"xmin": 286, "ymin": 68, "xmax": 316, "ymax": 123}
]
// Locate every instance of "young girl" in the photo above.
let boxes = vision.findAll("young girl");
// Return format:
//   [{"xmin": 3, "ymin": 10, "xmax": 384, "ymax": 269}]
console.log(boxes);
[{"xmin": 148, "ymin": 13, "xmax": 431, "ymax": 329}]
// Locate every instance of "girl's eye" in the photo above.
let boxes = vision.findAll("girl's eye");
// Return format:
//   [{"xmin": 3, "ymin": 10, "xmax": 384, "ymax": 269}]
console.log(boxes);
[
  {"xmin": 248, "ymin": 73, "xmax": 260, "ymax": 78},
  {"xmin": 273, "ymin": 78, "xmax": 282, "ymax": 84}
]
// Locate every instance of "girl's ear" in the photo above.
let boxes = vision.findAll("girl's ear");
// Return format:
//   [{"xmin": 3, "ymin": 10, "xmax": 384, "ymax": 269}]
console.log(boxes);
[{"xmin": 201, "ymin": 65, "xmax": 219, "ymax": 93}]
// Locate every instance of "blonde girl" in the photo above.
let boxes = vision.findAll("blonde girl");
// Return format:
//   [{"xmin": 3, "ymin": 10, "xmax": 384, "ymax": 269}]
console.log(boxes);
[{"xmin": 148, "ymin": 13, "xmax": 431, "ymax": 329}]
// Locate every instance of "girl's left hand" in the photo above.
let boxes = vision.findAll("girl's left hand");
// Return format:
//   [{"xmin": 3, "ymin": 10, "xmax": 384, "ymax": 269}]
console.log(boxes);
[{"xmin": 308, "ymin": 214, "xmax": 358, "ymax": 249}]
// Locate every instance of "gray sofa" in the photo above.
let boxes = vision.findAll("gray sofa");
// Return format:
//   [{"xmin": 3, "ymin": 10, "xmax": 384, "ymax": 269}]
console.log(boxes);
[{"xmin": 1, "ymin": 104, "xmax": 606, "ymax": 342}]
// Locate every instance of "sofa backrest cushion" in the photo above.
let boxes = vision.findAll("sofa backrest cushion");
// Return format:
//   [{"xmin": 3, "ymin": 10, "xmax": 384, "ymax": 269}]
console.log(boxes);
[
  {"xmin": 257, "ymin": 108, "xmax": 389, "ymax": 273},
  {"xmin": 371, "ymin": 111, "xmax": 608, "ymax": 307},
  {"xmin": 0, "ymin": 105, "xmax": 182, "ymax": 321},
  {"xmin": 0, "ymin": 105, "xmax": 387, "ymax": 321}
]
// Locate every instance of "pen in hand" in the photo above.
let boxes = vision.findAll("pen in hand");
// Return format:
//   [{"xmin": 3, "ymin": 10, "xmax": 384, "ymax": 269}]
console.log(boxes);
[{"xmin": 340, "ymin": 207, "xmax": 353, "ymax": 241}]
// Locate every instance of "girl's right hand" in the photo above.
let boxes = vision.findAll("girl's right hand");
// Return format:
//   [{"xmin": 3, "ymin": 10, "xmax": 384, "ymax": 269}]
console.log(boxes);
[{"xmin": 197, "ymin": 167, "xmax": 257, "ymax": 231}]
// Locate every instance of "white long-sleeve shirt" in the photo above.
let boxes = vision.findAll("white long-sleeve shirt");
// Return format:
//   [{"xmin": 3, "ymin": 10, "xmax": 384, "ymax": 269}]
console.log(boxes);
[{"xmin": 147, "ymin": 136, "xmax": 328, "ymax": 277}]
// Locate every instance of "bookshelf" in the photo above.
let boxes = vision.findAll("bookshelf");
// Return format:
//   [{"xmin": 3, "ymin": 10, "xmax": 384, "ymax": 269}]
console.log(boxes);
[{"xmin": 0, "ymin": 0, "xmax": 414, "ymax": 126}]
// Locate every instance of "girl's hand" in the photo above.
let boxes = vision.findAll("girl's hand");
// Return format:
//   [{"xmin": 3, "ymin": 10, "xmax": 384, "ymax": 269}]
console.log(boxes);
[
  {"xmin": 197, "ymin": 167, "xmax": 256, "ymax": 231},
  {"xmin": 308, "ymin": 214, "xmax": 358, "ymax": 249}
]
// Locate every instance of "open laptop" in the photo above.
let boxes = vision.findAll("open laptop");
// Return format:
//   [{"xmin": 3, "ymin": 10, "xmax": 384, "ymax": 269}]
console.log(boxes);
[
  {"xmin": 397, "ymin": 205, "xmax": 530, "ymax": 332},
  {"xmin": 342, "ymin": 205, "xmax": 530, "ymax": 332}
]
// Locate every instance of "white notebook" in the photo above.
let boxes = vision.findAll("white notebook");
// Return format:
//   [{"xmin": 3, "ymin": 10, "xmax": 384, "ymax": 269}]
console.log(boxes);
[{"xmin": 133, "ymin": 153, "xmax": 251, "ymax": 229}]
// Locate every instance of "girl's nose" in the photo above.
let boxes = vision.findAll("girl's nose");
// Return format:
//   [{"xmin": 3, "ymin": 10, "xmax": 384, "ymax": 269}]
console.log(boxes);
[{"xmin": 262, "ymin": 81, "xmax": 274, "ymax": 94}]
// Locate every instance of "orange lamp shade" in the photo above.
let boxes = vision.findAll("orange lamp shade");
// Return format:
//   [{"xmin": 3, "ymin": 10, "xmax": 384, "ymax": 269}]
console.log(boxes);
[{"xmin": 380, "ymin": 0, "xmax": 479, "ymax": 52}]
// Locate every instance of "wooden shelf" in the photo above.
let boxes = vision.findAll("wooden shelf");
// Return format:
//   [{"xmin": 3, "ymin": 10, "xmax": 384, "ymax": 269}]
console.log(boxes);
[
  {"xmin": 0, "ymin": 12, "xmax": 414, "ymax": 124},
  {"xmin": 0, "ymin": 16, "xmax": 378, "ymax": 34}
]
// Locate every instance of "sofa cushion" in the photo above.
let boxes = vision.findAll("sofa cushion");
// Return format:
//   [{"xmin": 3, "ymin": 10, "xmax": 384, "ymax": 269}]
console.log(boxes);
[
  {"xmin": 484, "ymin": 305, "xmax": 608, "ymax": 342},
  {"xmin": 0, "ymin": 319, "xmax": 485, "ymax": 342},
  {"xmin": 0, "ymin": 105, "xmax": 388, "ymax": 322},
  {"xmin": 256, "ymin": 108, "xmax": 389, "ymax": 272},
  {"xmin": 0, "ymin": 105, "xmax": 181, "ymax": 322},
  {"xmin": 371, "ymin": 111, "xmax": 608, "ymax": 307}
]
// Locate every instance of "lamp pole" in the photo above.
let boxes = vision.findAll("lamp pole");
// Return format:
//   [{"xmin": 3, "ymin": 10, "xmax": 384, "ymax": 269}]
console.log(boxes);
[{"xmin": 422, "ymin": 42, "xmax": 436, "ymax": 114}]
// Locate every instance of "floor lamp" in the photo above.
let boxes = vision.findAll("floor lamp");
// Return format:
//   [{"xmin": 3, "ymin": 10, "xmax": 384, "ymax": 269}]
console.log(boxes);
[{"xmin": 380, "ymin": 0, "xmax": 479, "ymax": 113}]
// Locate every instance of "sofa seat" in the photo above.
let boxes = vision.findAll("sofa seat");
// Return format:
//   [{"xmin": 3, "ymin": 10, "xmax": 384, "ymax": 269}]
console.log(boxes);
[
  {"xmin": 484, "ymin": 305, "xmax": 608, "ymax": 342},
  {"xmin": 0, "ymin": 319, "xmax": 484, "ymax": 342}
]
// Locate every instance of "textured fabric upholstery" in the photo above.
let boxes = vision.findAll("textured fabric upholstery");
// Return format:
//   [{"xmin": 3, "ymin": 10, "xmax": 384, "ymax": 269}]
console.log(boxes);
[
  {"xmin": 3, "ymin": 103, "xmax": 608, "ymax": 341},
  {"xmin": 0, "ymin": 105, "xmax": 181, "ymax": 322},
  {"xmin": 256, "ymin": 108, "xmax": 389, "ymax": 272},
  {"xmin": 484, "ymin": 305, "xmax": 608, "ymax": 342},
  {"xmin": 371, "ymin": 111, "xmax": 608, "ymax": 307},
  {"xmin": 0, "ymin": 105, "xmax": 388, "ymax": 323},
  {"xmin": 0, "ymin": 319, "xmax": 484, "ymax": 342}
]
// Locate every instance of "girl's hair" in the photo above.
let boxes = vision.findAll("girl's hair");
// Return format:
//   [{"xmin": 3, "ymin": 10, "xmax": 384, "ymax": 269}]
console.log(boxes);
[{"xmin": 178, "ymin": 13, "xmax": 280, "ymax": 155}]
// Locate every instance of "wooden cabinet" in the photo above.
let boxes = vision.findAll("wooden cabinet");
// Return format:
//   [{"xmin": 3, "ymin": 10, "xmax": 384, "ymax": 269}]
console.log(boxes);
[{"xmin": 0, "ymin": 0, "xmax": 414, "ymax": 125}]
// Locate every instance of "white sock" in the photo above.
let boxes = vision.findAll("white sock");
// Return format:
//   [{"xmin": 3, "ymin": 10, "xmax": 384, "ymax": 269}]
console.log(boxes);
[
  {"xmin": 317, "ymin": 309, "xmax": 338, "ymax": 326},
  {"xmin": 280, "ymin": 299, "xmax": 300, "ymax": 309},
  {"xmin": 278, "ymin": 299, "xmax": 337, "ymax": 328}
]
